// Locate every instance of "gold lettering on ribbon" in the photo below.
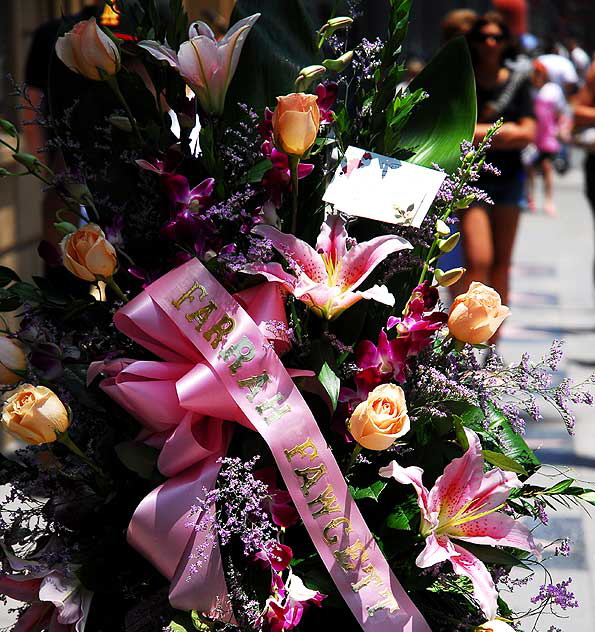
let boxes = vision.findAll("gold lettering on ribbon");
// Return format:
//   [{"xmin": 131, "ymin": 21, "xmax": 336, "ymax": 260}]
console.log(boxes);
[
  {"xmin": 367, "ymin": 590, "xmax": 400, "ymax": 615},
  {"xmin": 255, "ymin": 393, "xmax": 291, "ymax": 425},
  {"xmin": 203, "ymin": 315, "xmax": 235, "ymax": 349},
  {"xmin": 171, "ymin": 281, "xmax": 206, "ymax": 310},
  {"xmin": 219, "ymin": 335, "xmax": 256, "ymax": 374},
  {"xmin": 294, "ymin": 464, "xmax": 327, "ymax": 496},
  {"xmin": 285, "ymin": 438, "xmax": 318, "ymax": 463},
  {"xmin": 307, "ymin": 484, "xmax": 341, "ymax": 518},
  {"xmin": 323, "ymin": 517, "xmax": 354, "ymax": 545},
  {"xmin": 351, "ymin": 567, "xmax": 383, "ymax": 593},
  {"xmin": 237, "ymin": 372, "xmax": 271, "ymax": 402},
  {"xmin": 186, "ymin": 301, "xmax": 217, "ymax": 332},
  {"xmin": 333, "ymin": 539, "xmax": 370, "ymax": 573}
]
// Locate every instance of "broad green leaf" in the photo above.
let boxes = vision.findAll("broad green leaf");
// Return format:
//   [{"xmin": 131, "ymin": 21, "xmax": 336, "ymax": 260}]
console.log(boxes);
[
  {"xmin": 384, "ymin": 505, "xmax": 412, "ymax": 531},
  {"xmin": 482, "ymin": 450, "xmax": 528, "ymax": 477},
  {"xmin": 242, "ymin": 159, "xmax": 273, "ymax": 184},
  {"xmin": 399, "ymin": 36, "xmax": 477, "ymax": 173},
  {"xmin": 0, "ymin": 266, "xmax": 20, "ymax": 288},
  {"xmin": 461, "ymin": 542, "xmax": 530, "ymax": 570},
  {"xmin": 543, "ymin": 479, "xmax": 574, "ymax": 495},
  {"xmin": 349, "ymin": 480, "xmax": 387, "ymax": 502},
  {"xmin": 226, "ymin": 0, "xmax": 319, "ymax": 112},
  {"xmin": 452, "ymin": 415, "xmax": 469, "ymax": 451},
  {"xmin": 115, "ymin": 441, "xmax": 159, "ymax": 479},
  {"xmin": 447, "ymin": 401, "xmax": 540, "ymax": 476},
  {"xmin": 317, "ymin": 362, "xmax": 340, "ymax": 411},
  {"xmin": 166, "ymin": 622, "xmax": 187, "ymax": 632},
  {"xmin": 191, "ymin": 611, "xmax": 214, "ymax": 631}
]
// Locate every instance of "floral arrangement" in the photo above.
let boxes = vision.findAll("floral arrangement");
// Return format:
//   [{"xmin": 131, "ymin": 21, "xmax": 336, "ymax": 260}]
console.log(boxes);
[{"xmin": 0, "ymin": 2, "xmax": 594, "ymax": 631}]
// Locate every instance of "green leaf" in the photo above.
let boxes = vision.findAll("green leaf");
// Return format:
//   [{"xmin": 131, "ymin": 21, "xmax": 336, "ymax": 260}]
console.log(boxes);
[
  {"xmin": 385, "ymin": 506, "xmax": 412, "ymax": 531},
  {"xmin": 317, "ymin": 362, "xmax": 340, "ymax": 411},
  {"xmin": 225, "ymin": 0, "xmax": 319, "ymax": 112},
  {"xmin": 399, "ymin": 37, "xmax": 477, "ymax": 173},
  {"xmin": 482, "ymin": 450, "xmax": 528, "ymax": 477},
  {"xmin": 9, "ymin": 282, "xmax": 41, "ymax": 305},
  {"xmin": 0, "ymin": 289, "xmax": 22, "ymax": 312},
  {"xmin": 349, "ymin": 480, "xmax": 387, "ymax": 502},
  {"xmin": 452, "ymin": 415, "xmax": 469, "ymax": 451},
  {"xmin": 166, "ymin": 622, "xmax": 187, "ymax": 632},
  {"xmin": 0, "ymin": 266, "xmax": 20, "ymax": 288},
  {"xmin": 459, "ymin": 542, "xmax": 530, "ymax": 570},
  {"xmin": 115, "ymin": 441, "xmax": 159, "ymax": 479},
  {"xmin": 191, "ymin": 611, "xmax": 214, "ymax": 631},
  {"xmin": 242, "ymin": 159, "xmax": 273, "ymax": 184},
  {"xmin": 447, "ymin": 401, "xmax": 540, "ymax": 477},
  {"xmin": 543, "ymin": 478, "xmax": 574, "ymax": 495}
]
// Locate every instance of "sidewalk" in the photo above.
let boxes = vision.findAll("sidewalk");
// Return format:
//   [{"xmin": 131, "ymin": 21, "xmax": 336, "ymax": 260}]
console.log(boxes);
[{"xmin": 500, "ymin": 159, "xmax": 595, "ymax": 631}]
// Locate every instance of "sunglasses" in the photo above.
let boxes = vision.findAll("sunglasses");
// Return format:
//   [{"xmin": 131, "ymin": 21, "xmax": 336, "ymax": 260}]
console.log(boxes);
[{"xmin": 473, "ymin": 33, "xmax": 507, "ymax": 43}]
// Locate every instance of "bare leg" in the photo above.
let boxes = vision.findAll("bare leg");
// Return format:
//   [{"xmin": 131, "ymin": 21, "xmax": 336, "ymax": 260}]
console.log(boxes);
[
  {"xmin": 451, "ymin": 204, "xmax": 494, "ymax": 297},
  {"xmin": 542, "ymin": 158, "xmax": 557, "ymax": 216},
  {"xmin": 526, "ymin": 164, "xmax": 537, "ymax": 211}
]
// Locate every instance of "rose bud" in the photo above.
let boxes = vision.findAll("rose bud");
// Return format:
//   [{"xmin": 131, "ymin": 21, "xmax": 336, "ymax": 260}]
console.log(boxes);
[
  {"xmin": 60, "ymin": 223, "xmax": 117, "ymax": 281},
  {"xmin": 55, "ymin": 17, "xmax": 120, "ymax": 81},
  {"xmin": 448, "ymin": 281, "xmax": 510, "ymax": 345},
  {"xmin": 2, "ymin": 384, "xmax": 69, "ymax": 444},
  {"xmin": 0, "ymin": 335, "xmax": 27, "ymax": 385},
  {"xmin": 348, "ymin": 383, "xmax": 410, "ymax": 451},
  {"xmin": 272, "ymin": 93, "xmax": 321, "ymax": 156}
]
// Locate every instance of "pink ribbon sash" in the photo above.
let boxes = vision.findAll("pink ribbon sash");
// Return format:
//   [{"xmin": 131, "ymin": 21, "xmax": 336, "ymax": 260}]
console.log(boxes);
[{"xmin": 102, "ymin": 259, "xmax": 430, "ymax": 632}]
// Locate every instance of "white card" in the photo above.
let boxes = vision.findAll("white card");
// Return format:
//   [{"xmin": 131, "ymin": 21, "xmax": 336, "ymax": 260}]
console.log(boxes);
[{"xmin": 322, "ymin": 146, "xmax": 446, "ymax": 227}]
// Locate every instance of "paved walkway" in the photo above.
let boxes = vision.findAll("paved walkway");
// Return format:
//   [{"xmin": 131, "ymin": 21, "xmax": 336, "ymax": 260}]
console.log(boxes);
[{"xmin": 499, "ymin": 158, "xmax": 595, "ymax": 631}]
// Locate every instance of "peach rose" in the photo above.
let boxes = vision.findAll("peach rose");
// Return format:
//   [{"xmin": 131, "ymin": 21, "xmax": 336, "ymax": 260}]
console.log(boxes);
[
  {"xmin": 60, "ymin": 224, "xmax": 117, "ymax": 281},
  {"xmin": 2, "ymin": 384, "xmax": 69, "ymax": 444},
  {"xmin": 0, "ymin": 335, "xmax": 26, "ymax": 385},
  {"xmin": 55, "ymin": 18, "xmax": 120, "ymax": 81},
  {"xmin": 448, "ymin": 282, "xmax": 510, "ymax": 345},
  {"xmin": 348, "ymin": 384, "xmax": 410, "ymax": 451},
  {"xmin": 272, "ymin": 93, "xmax": 320, "ymax": 156}
]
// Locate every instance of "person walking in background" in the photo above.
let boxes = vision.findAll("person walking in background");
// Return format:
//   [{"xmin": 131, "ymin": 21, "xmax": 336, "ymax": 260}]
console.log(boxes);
[
  {"xmin": 453, "ymin": 12, "xmax": 535, "ymax": 341},
  {"xmin": 571, "ymin": 59, "xmax": 595, "ymax": 288},
  {"xmin": 527, "ymin": 60, "xmax": 568, "ymax": 216},
  {"xmin": 441, "ymin": 9, "xmax": 478, "ymax": 43}
]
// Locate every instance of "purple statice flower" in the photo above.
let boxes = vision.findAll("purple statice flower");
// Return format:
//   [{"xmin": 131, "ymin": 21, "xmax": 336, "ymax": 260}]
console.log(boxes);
[
  {"xmin": 555, "ymin": 538, "xmax": 571, "ymax": 557},
  {"xmin": 534, "ymin": 498, "xmax": 549, "ymax": 525},
  {"xmin": 221, "ymin": 103, "xmax": 262, "ymax": 181},
  {"xmin": 531, "ymin": 578, "xmax": 578, "ymax": 610},
  {"xmin": 187, "ymin": 456, "xmax": 278, "ymax": 562},
  {"xmin": 351, "ymin": 38, "xmax": 384, "ymax": 93}
]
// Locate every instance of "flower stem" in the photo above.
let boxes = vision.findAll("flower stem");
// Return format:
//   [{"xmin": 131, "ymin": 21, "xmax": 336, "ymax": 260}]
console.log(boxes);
[
  {"xmin": 346, "ymin": 444, "xmax": 362, "ymax": 473},
  {"xmin": 289, "ymin": 155, "xmax": 300, "ymax": 234},
  {"xmin": 105, "ymin": 277, "xmax": 128, "ymax": 303},
  {"xmin": 106, "ymin": 76, "xmax": 143, "ymax": 144},
  {"xmin": 58, "ymin": 432, "xmax": 105, "ymax": 478}
]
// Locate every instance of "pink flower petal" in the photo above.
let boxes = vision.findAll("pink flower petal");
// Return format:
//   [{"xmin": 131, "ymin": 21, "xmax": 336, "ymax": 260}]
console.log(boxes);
[
  {"xmin": 450, "ymin": 543, "xmax": 498, "ymax": 619},
  {"xmin": 0, "ymin": 576, "xmax": 43, "ymax": 602},
  {"xmin": 315, "ymin": 215, "xmax": 348, "ymax": 264},
  {"xmin": 338, "ymin": 234, "xmax": 411, "ymax": 292},
  {"xmin": 252, "ymin": 225, "xmax": 327, "ymax": 283},
  {"xmin": 379, "ymin": 461, "xmax": 432, "ymax": 523},
  {"xmin": 415, "ymin": 532, "xmax": 454, "ymax": 568}
]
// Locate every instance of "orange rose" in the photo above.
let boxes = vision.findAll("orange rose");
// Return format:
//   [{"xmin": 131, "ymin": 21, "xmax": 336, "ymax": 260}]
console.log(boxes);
[
  {"xmin": 272, "ymin": 93, "xmax": 320, "ymax": 156},
  {"xmin": 448, "ymin": 282, "xmax": 510, "ymax": 345},
  {"xmin": 0, "ymin": 335, "xmax": 26, "ymax": 385},
  {"xmin": 2, "ymin": 384, "xmax": 69, "ymax": 444},
  {"xmin": 55, "ymin": 18, "xmax": 120, "ymax": 81},
  {"xmin": 348, "ymin": 384, "xmax": 410, "ymax": 451},
  {"xmin": 60, "ymin": 224, "xmax": 117, "ymax": 281}
]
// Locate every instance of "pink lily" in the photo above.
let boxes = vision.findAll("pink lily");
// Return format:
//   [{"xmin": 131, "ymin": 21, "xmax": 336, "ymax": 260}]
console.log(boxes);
[
  {"xmin": 264, "ymin": 572, "xmax": 325, "ymax": 631},
  {"xmin": 139, "ymin": 14, "xmax": 260, "ymax": 115},
  {"xmin": 246, "ymin": 215, "xmax": 411, "ymax": 320},
  {"xmin": 0, "ymin": 547, "xmax": 92, "ymax": 632},
  {"xmin": 380, "ymin": 428, "xmax": 540, "ymax": 619}
]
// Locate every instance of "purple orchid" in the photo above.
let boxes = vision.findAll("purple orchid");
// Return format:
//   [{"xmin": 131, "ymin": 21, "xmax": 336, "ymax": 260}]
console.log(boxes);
[
  {"xmin": 261, "ymin": 140, "xmax": 314, "ymax": 208},
  {"xmin": 380, "ymin": 428, "xmax": 541, "ymax": 619},
  {"xmin": 264, "ymin": 572, "xmax": 325, "ymax": 631},
  {"xmin": 246, "ymin": 215, "xmax": 411, "ymax": 320},
  {"xmin": 315, "ymin": 82, "xmax": 338, "ymax": 124}
]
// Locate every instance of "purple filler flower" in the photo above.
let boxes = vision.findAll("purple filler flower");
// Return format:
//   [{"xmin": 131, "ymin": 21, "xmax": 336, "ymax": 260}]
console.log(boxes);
[{"xmin": 531, "ymin": 578, "xmax": 578, "ymax": 610}]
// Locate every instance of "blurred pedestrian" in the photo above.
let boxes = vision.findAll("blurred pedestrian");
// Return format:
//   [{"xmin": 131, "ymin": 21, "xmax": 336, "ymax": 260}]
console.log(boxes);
[
  {"xmin": 454, "ymin": 13, "xmax": 535, "ymax": 340},
  {"xmin": 565, "ymin": 36, "xmax": 591, "ymax": 84},
  {"xmin": 396, "ymin": 57, "xmax": 424, "ymax": 92},
  {"xmin": 441, "ymin": 9, "xmax": 477, "ymax": 42},
  {"xmin": 571, "ymin": 59, "xmax": 595, "ymax": 287},
  {"xmin": 526, "ymin": 60, "xmax": 568, "ymax": 216}
]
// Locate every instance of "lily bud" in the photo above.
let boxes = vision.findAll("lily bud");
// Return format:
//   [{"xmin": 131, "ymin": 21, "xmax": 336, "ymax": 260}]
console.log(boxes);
[
  {"xmin": 437, "ymin": 232, "xmax": 460, "ymax": 253},
  {"xmin": 109, "ymin": 115, "xmax": 133, "ymax": 133},
  {"xmin": 320, "ymin": 16, "xmax": 353, "ymax": 37},
  {"xmin": 0, "ymin": 119, "xmax": 18, "ymax": 138},
  {"xmin": 435, "ymin": 219, "xmax": 450, "ymax": 237},
  {"xmin": 434, "ymin": 267, "xmax": 465, "ymax": 287},
  {"xmin": 455, "ymin": 193, "xmax": 476, "ymax": 209},
  {"xmin": 295, "ymin": 65, "xmax": 327, "ymax": 92},
  {"xmin": 12, "ymin": 152, "xmax": 41, "ymax": 172},
  {"xmin": 54, "ymin": 221, "xmax": 79, "ymax": 237},
  {"xmin": 322, "ymin": 51, "xmax": 354, "ymax": 73}
]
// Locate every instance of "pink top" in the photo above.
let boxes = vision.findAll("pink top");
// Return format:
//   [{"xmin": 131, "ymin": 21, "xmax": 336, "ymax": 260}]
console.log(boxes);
[{"xmin": 534, "ymin": 82, "xmax": 565, "ymax": 153}]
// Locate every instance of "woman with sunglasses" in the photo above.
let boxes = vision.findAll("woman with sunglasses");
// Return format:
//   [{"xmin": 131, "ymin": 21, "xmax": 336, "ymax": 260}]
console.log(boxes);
[{"xmin": 456, "ymin": 12, "xmax": 536, "ymax": 342}]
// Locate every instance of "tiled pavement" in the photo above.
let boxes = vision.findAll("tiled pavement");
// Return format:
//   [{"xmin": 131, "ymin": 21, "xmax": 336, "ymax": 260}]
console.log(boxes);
[{"xmin": 2, "ymin": 162, "xmax": 595, "ymax": 630}]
